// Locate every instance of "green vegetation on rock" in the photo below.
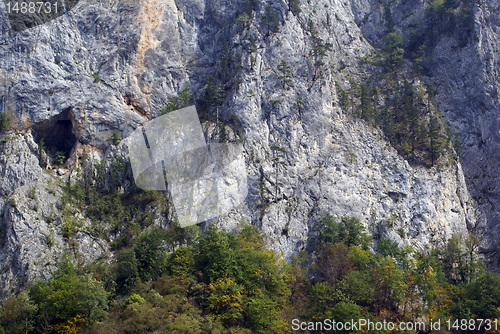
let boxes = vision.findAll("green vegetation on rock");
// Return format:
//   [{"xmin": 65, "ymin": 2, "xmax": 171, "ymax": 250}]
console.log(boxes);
[
  {"xmin": 0, "ymin": 113, "xmax": 8, "ymax": 132},
  {"xmin": 0, "ymin": 212, "xmax": 496, "ymax": 333}
]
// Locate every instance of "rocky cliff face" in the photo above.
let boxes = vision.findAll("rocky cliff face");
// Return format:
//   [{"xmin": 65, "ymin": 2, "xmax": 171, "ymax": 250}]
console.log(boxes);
[
  {"xmin": 432, "ymin": 0, "xmax": 500, "ymax": 266},
  {"xmin": 0, "ymin": 0, "xmax": 496, "ymax": 295},
  {"xmin": 350, "ymin": 0, "xmax": 500, "ymax": 266}
]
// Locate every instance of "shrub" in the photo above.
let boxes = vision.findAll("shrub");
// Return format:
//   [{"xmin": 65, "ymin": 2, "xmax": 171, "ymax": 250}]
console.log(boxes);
[
  {"xmin": 134, "ymin": 227, "xmax": 170, "ymax": 281},
  {"xmin": 160, "ymin": 86, "xmax": 190, "ymax": 115},
  {"xmin": 29, "ymin": 258, "xmax": 109, "ymax": 327},
  {"xmin": 0, "ymin": 113, "xmax": 8, "ymax": 131},
  {"xmin": 198, "ymin": 76, "xmax": 223, "ymax": 113},
  {"xmin": 111, "ymin": 129, "xmax": 121, "ymax": 146},
  {"xmin": 262, "ymin": 6, "xmax": 279, "ymax": 32},
  {"xmin": 56, "ymin": 151, "xmax": 66, "ymax": 165},
  {"xmin": 236, "ymin": 13, "xmax": 251, "ymax": 27},
  {"xmin": 313, "ymin": 214, "xmax": 372, "ymax": 249},
  {"xmin": 289, "ymin": 0, "xmax": 301, "ymax": 15},
  {"xmin": 0, "ymin": 291, "xmax": 38, "ymax": 333},
  {"xmin": 115, "ymin": 249, "xmax": 139, "ymax": 294},
  {"xmin": 277, "ymin": 60, "xmax": 292, "ymax": 87}
]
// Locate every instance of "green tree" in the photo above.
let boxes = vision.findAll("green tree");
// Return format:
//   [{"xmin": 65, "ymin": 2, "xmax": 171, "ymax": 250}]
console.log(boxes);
[
  {"xmin": 417, "ymin": 120, "xmax": 428, "ymax": 149},
  {"xmin": 440, "ymin": 234, "xmax": 465, "ymax": 284},
  {"xmin": 247, "ymin": 35, "xmax": 257, "ymax": 55},
  {"xmin": 289, "ymin": 0, "xmax": 300, "ymax": 15},
  {"xmin": 336, "ymin": 82, "xmax": 351, "ymax": 111},
  {"xmin": 134, "ymin": 227, "xmax": 170, "ymax": 281},
  {"xmin": 308, "ymin": 20, "xmax": 333, "ymax": 71},
  {"xmin": 277, "ymin": 60, "xmax": 292, "ymax": 88},
  {"xmin": 29, "ymin": 258, "xmax": 109, "ymax": 329},
  {"xmin": 307, "ymin": 282, "xmax": 342, "ymax": 319},
  {"xmin": 385, "ymin": 32, "xmax": 404, "ymax": 72},
  {"xmin": 246, "ymin": 291, "xmax": 288, "ymax": 333},
  {"xmin": 309, "ymin": 21, "xmax": 332, "ymax": 60},
  {"xmin": 381, "ymin": 107, "xmax": 396, "ymax": 143},
  {"xmin": 88, "ymin": 283, "xmax": 236, "ymax": 334},
  {"xmin": 219, "ymin": 122, "xmax": 229, "ymax": 143},
  {"xmin": 458, "ymin": 271, "xmax": 500, "ymax": 319},
  {"xmin": 196, "ymin": 226, "xmax": 241, "ymax": 284},
  {"xmin": 402, "ymin": 141, "xmax": 412, "ymax": 157},
  {"xmin": 0, "ymin": 291, "xmax": 38, "ymax": 334},
  {"xmin": 427, "ymin": 84, "xmax": 436, "ymax": 104},
  {"xmin": 360, "ymin": 83, "xmax": 374, "ymax": 120},
  {"xmin": 331, "ymin": 301, "xmax": 364, "ymax": 326},
  {"xmin": 297, "ymin": 96, "xmax": 304, "ymax": 111},
  {"xmin": 236, "ymin": 12, "xmax": 251, "ymax": 28},
  {"xmin": 199, "ymin": 76, "xmax": 224, "ymax": 113},
  {"xmin": 56, "ymin": 151, "xmax": 66, "ymax": 165},
  {"xmin": 347, "ymin": 78, "xmax": 359, "ymax": 115},
  {"xmin": 372, "ymin": 256, "xmax": 405, "ymax": 316},
  {"xmin": 160, "ymin": 85, "xmax": 190, "ymax": 116},
  {"xmin": 167, "ymin": 246, "xmax": 195, "ymax": 280},
  {"xmin": 286, "ymin": 251, "xmax": 311, "ymax": 319},
  {"xmin": 197, "ymin": 225, "xmax": 290, "ymax": 332},
  {"xmin": 111, "ymin": 129, "xmax": 121, "ymax": 146},
  {"xmin": 341, "ymin": 270, "xmax": 374, "ymax": 305},
  {"xmin": 464, "ymin": 233, "xmax": 481, "ymax": 283},
  {"xmin": 243, "ymin": 0, "xmax": 258, "ymax": 16},
  {"xmin": 429, "ymin": 114, "xmax": 443, "ymax": 166},
  {"xmin": 115, "ymin": 248, "xmax": 139, "ymax": 294},
  {"xmin": 206, "ymin": 277, "xmax": 245, "ymax": 326},
  {"xmin": 307, "ymin": 282, "xmax": 366, "ymax": 326},
  {"xmin": 0, "ymin": 113, "xmax": 8, "ymax": 131},
  {"xmin": 178, "ymin": 85, "xmax": 190, "ymax": 107},
  {"xmin": 160, "ymin": 96, "xmax": 177, "ymax": 115},
  {"xmin": 377, "ymin": 238, "xmax": 414, "ymax": 270},
  {"xmin": 418, "ymin": 265, "xmax": 451, "ymax": 320},
  {"xmin": 262, "ymin": 6, "xmax": 279, "ymax": 33},
  {"xmin": 314, "ymin": 214, "xmax": 372, "ymax": 249}
]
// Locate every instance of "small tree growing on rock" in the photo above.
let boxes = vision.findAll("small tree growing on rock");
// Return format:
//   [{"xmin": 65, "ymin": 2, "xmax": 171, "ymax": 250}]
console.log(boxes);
[
  {"xmin": 277, "ymin": 60, "xmax": 292, "ymax": 89},
  {"xmin": 262, "ymin": 6, "xmax": 279, "ymax": 34},
  {"xmin": 0, "ymin": 112, "xmax": 8, "ymax": 131}
]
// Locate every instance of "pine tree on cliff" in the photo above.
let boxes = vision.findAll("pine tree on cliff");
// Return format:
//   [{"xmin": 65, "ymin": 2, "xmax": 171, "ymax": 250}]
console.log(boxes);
[{"xmin": 429, "ymin": 114, "xmax": 443, "ymax": 166}]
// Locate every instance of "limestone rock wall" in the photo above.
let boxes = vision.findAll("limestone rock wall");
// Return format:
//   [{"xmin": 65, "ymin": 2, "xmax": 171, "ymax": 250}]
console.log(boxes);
[{"xmin": 0, "ymin": 0, "xmax": 494, "ymax": 294}]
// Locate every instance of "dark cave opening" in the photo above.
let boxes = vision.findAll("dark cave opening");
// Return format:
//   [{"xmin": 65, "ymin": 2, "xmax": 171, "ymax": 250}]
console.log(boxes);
[{"xmin": 32, "ymin": 108, "xmax": 77, "ymax": 164}]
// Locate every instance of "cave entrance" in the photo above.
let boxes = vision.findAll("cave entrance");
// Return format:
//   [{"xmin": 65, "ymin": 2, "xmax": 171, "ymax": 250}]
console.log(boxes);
[{"xmin": 32, "ymin": 108, "xmax": 77, "ymax": 165}]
